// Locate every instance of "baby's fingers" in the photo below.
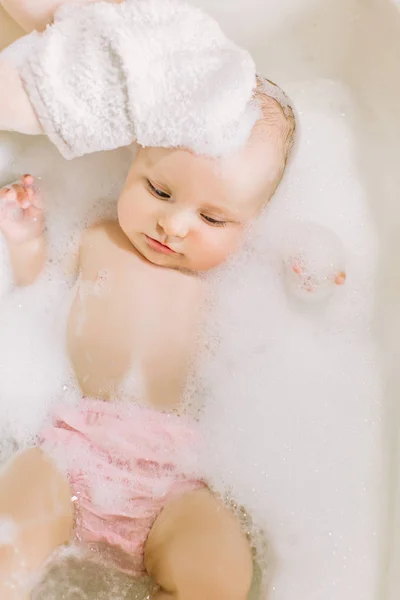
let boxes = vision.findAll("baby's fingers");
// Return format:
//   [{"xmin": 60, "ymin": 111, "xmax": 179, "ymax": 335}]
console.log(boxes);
[
  {"xmin": 24, "ymin": 204, "xmax": 44, "ymax": 228},
  {"xmin": 28, "ymin": 187, "xmax": 42, "ymax": 210},
  {"xmin": 14, "ymin": 183, "xmax": 33, "ymax": 209},
  {"xmin": 0, "ymin": 185, "xmax": 18, "ymax": 205},
  {"xmin": 0, "ymin": 199, "xmax": 22, "ymax": 225},
  {"xmin": 21, "ymin": 175, "xmax": 34, "ymax": 187},
  {"xmin": 0, "ymin": 187, "xmax": 20, "ymax": 222},
  {"xmin": 22, "ymin": 177, "xmax": 42, "ymax": 210}
]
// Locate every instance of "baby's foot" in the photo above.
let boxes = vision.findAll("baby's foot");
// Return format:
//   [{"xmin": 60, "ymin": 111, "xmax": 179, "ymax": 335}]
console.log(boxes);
[
  {"xmin": 289, "ymin": 257, "xmax": 346, "ymax": 287},
  {"xmin": 0, "ymin": 175, "xmax": 44, "ymax": 244}
]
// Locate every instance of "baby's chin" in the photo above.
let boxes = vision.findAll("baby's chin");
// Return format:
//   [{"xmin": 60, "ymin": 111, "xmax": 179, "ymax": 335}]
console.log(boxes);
[{"xmin": 142, "ymin": 251, "xmax": 224, "ymax": 274}]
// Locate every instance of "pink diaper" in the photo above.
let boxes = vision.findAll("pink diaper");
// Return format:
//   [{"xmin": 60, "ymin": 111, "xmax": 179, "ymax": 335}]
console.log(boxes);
[{"xmin": 39, "ymin": 398, "xmax": 204, "ymax": 576}]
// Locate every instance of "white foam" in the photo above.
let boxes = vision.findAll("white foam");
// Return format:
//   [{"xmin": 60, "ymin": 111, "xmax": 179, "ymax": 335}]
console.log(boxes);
[
  {"xmin": 0, "ymin": 132, "xmax": 132, "ymax": 458},
  {"xmin": 197, "ymin": 80, "xmax": 384, "ymax": 600},
  {"xmin": 0, "ymin": 80, "xmax": 384, "ymax": 600},
  {"xmin": 0, "ymin": 133, "xmax": 139, "ymax": 598}
]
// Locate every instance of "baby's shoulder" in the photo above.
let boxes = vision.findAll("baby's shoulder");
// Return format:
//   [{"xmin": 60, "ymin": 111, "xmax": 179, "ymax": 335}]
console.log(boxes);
[
  {"xmin": 79, "ymin": 220, "xmax": 122, "ymax": 267},
  {"xmin": 61, "ymin": 221, "xmax": 114, "ymax": 279},
  {"xmin": 82, "ymin": 219, "xmax": 116, "ymax": 240},
  {"xmin": 81, "ymin": 220, "xmax": 120, "ymax": 251}
]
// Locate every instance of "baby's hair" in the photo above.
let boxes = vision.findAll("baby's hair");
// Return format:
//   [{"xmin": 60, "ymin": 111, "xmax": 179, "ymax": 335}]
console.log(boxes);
[{"xmin": 253, "ymin": 75, "xmax": 296, "ymax": 192}]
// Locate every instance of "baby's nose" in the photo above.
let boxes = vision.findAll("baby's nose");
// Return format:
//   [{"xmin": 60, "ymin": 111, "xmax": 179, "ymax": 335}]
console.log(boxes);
[{"xmin": 159, "ymin": 212, "xmax": 190, "ymax": 238}]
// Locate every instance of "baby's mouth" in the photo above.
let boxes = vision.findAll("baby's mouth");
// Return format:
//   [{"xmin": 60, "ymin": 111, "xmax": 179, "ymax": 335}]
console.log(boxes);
[{"xmin": 145, "ymin": 235, "xmax": 177, "ymax": 255}]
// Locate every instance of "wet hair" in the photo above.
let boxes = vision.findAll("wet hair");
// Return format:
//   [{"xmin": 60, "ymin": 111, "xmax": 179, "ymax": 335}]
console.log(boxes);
[{"xmin": 253, "ymin": 75, "xmax": 296, "ymax": 192}]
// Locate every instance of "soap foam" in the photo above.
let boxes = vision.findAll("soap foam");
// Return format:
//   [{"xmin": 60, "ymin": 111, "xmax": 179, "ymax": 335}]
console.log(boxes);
[
  {"xmin": 196, "ymin": 80, "xmax": 384, "ymax": 600},
  {"xmin": 0, "ymin": 81, "xmax": 384, "ymax": 600},
  {"xmin": 0, "ymin": 133, "xmax": 132, "ymax": 458}
]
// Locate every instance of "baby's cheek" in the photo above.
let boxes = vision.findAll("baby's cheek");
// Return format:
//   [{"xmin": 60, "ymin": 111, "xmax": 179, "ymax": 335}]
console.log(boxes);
[
  {"xmin": 218, "ymin": 228, "xmax": 243, "ymax": 256},
  {"xmin": 199, "ymin": 229, "xmax": 243, "ymax": 268},
  {"xmin": 118, "ymin": 195, "xmax": 146, "ymax": 230}
]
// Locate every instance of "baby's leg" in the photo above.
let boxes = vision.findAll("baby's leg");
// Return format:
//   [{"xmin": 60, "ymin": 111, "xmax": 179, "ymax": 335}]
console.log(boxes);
[
  {"xmin": 2, "ymin": 0, "xmax": 124, "ymax": 33},
  {"xmin": 145, "ymin": 488, "xmax": 253, "ymax": 600},
  {"xmin": 0, "ymin": 448, "xmax": 73, "ymax": 599},
  {"xmin": 0, "ymin": 58, "xmax": 42, "ymax": 134}
]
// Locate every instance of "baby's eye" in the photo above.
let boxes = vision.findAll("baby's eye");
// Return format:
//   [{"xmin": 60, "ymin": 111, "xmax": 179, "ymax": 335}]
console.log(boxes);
[
  {"xmin": 147, "ymin": 180, "xmax": 171, "ymax": 199},
  {"xmin": 201, "ymin": 214, "xmax": 227, "ymax": 227}
]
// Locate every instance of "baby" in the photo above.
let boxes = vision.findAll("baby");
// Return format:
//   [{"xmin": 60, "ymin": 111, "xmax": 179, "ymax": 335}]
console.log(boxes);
[{"xmin": 0, "ymin": 2, "xmax": 296, "ymax": 600}]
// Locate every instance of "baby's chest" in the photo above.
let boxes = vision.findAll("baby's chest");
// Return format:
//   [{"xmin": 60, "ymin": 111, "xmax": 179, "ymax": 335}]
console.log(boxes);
[
  {"xmin": 66, "ymin": 253, "xmax": 200, "ymax": 400},
  {"xmin": 69, "ymin": 271, "xmax": 175, "ymax": 352}
]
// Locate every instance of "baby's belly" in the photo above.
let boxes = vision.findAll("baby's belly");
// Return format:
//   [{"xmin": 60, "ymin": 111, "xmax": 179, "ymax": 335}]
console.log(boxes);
[
  {"xmin": 68, "ymin": 331, "xmax": 136, "ymax": 401},
  {"xmin": 67, "ymin": 294, "xmax": 138, "ymax": 401},
  {"xmin": 66, "ymin": 297, "xmax": 185, "ymax": 410}
]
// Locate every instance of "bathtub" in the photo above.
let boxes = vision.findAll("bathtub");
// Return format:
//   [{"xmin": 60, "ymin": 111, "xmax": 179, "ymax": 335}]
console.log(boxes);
[{"xmin": 0, "ymin": 1, "xmax": 399, "ymax": 599}]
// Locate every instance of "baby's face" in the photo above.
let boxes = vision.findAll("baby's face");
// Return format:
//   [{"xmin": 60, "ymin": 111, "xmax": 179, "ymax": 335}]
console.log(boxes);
[{"xmin": 118, "ymin": 140, "xmax": 280, "ymax": 272}]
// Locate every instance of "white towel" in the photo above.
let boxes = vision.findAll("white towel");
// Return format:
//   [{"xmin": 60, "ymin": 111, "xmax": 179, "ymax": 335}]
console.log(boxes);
[{"xmin": 17, "ymin": 0, "xmax": 258, "ymax": 160}]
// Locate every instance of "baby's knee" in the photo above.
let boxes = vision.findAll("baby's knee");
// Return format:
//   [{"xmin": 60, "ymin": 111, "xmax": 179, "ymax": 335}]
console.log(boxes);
[
  {"xmin": 145, "ymin": 489, "xmax": 253, "ymax": 600},
  {"xmin": 167, "ymin": 537, "xmax": 252, "ymax": 600}
]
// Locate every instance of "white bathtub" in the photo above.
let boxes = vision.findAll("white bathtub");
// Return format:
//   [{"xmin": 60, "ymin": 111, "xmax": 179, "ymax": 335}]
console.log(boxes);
[{"xmin": 0, "ymin": 1, "xmax": 399, "ymax": 599}]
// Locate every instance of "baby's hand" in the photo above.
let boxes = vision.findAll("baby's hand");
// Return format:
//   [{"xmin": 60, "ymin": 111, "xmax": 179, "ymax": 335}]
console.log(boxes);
[{"xmin": 0, "ymin": 175, "xmax": 44, "ymax": 244}]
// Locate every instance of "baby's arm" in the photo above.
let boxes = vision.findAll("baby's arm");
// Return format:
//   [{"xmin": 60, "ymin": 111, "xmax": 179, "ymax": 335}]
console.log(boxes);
[
  {"xmin": 0, "ymin": 176, "xmax": 46, "ymax": 286},
  {"xmin": 1, "ymin": 0, "xmax": 63, "ymax": 32},
  {"xmin": 0, "ymin": 58, "xmax": 42, "ymax": 134},
  {"xmin": 2, "ymin": 0, "xmax": 123, "ymax": 32}
]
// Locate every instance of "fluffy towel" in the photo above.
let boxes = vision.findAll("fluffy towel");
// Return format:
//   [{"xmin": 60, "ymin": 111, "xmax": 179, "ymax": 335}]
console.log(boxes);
[{"xmin": 17, "ymin": 0, "xmax": 258, "ymax": 160}]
